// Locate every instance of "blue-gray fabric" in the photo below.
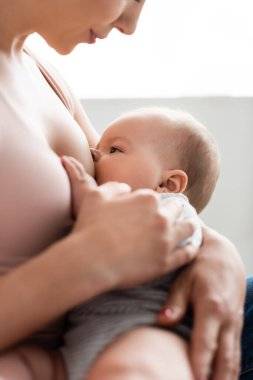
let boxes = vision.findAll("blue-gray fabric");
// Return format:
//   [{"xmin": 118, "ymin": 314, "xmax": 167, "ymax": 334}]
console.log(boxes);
[{"xmin": 240, "ymin": 276, "xmax": 253, "ymax": 379}]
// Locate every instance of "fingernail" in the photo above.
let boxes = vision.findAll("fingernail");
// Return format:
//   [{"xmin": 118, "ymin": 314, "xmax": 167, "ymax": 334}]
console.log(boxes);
[
  {"xmin": 159, "ymin": 307, "xmax": 178, "ymax": 319},
  {"xmin": 196, "ymin": 367, "xmax": 212, "ymax": 380}
]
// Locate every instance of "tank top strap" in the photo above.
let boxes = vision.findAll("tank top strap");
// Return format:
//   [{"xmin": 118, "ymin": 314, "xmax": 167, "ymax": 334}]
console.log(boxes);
[{"xmin": 23, "ymin": 46, "xmax": 74, "ymax": 115}]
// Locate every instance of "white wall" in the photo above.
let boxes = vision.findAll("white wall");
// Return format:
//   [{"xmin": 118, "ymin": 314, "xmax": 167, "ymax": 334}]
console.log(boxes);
[{"xmin": 81, "ymin": 97, "xmax": 253, "ymax": 275}]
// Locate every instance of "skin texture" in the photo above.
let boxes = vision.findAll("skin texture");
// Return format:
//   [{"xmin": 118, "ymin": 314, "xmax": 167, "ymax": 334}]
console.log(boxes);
[{"xmin": 0, "ymin": 1, "xmax": 246, "ymax": 380}]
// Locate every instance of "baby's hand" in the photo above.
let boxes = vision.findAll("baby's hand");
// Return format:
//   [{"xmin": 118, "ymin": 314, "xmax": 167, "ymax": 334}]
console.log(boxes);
[{"xmin": 61, "ymin": 156, "xmax": 97, "ymax": 218}]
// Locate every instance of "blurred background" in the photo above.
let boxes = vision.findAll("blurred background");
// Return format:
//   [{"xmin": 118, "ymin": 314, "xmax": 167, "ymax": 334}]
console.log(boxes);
[{"xmin": 27, "ymin": 0, "xmax": 253, "ymax": 273}]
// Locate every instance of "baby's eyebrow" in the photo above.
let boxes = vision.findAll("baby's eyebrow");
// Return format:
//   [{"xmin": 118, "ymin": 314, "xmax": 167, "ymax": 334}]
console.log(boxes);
[
  {"xmin": 96, "ymin": 136, "xmax": 130, "ymax": 150},
  {"xmin": 109, "ymin": 136, "xmax": 130, "ymax": 145}
]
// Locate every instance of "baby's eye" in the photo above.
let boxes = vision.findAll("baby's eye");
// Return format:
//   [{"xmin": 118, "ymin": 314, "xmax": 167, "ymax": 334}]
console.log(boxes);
[{"xmin": 109, "ymin": 146, "xmax": 121, "ymax": 154}]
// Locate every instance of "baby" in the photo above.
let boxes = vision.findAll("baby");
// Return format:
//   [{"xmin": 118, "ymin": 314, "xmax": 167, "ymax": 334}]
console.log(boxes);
[{"xmin": 61, "ymin": 107, "xmax": 220, "ymax": 380}]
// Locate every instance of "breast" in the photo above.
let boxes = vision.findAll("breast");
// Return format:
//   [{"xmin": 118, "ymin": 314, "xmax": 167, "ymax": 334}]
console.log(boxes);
[{"xmin": 0, "ymin": 118, "xmax": 72, "ymax": 273}]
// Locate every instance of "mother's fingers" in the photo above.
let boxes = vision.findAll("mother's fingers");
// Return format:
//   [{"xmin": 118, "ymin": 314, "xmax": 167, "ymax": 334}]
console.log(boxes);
[
  {"xmin": 165, "ymin": 241, "xmax": 199, "ymax": 273},
  {"xmin": 173, "ymin": 219, "xmax": 196, "ymax": 245},
  {"xmin": 212, "ymin": 318, "xmax": 242, "ymax": 380},
  {"xmin": 62, "ymin": 155, "xmax": 86, "ymax": 180},
  {"xmin": 190, "ymin": 304, "xmax": 221, "ymax": 380},
  {"xmin": 62, "ymin": 155, "xmax": 98, "ymax": 191},
  {"xmin": 160, "ymin": 198, "xmax": 184, "ymax": 223},
  {"xmin": 98, "ymin": 181, "xmax": 132, "ymax": 200},
  {"xmin": 160, "ymin": 198, "xmax": 197, "ymax": 245}
]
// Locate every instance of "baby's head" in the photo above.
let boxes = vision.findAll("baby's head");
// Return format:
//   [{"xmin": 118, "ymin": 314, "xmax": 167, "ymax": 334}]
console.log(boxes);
[{"xmin": 92, "ymin": 107, "xmax": 220, "ymax": 213}]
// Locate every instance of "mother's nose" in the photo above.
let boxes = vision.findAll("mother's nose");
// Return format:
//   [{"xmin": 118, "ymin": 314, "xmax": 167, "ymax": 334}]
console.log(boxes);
[
  {"xmin": 113, "ymin": 2, "xmax": 145, "ymax": 36},
  {"xmin": 90, "ymin": 148, "xmax": 102, "ymax": 162}
]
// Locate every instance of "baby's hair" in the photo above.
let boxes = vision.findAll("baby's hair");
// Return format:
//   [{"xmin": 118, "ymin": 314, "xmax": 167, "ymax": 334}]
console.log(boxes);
[
  {"xmin": 166, "ymin": 108, "xmax": 220, "ymax": 213},
  {"xmin": 124, "ymin": 107, "xmax": 220, "ymax": 213}
]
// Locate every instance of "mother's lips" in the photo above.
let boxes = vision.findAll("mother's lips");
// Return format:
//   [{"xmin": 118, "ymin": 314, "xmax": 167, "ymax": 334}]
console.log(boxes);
[
  {"xmin": 89, "ymin": 30, "xmax": 109, "ymax": 43},
  {"xmin": 89, "ymin": 30, "xmax": 97, "ymax": 44}
]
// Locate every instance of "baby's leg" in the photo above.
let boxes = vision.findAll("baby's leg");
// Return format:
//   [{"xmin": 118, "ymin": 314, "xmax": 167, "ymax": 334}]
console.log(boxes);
[
  {"xmin": 0, "ymin": 345, "xmax": 67, "ymax": 380},
  {"xmin": 87, "ymin": 327, "xmax": 194, "ymax": 380}
]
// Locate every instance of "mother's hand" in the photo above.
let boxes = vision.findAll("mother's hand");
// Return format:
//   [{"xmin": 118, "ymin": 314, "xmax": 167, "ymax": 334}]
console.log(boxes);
[
  {"xmin": 157, "ymin": 226, "xmax": 246, "ymax": 380},
  {"xmin": 71, "ymin": 170, "xmax": 198, "ymax": 290}
]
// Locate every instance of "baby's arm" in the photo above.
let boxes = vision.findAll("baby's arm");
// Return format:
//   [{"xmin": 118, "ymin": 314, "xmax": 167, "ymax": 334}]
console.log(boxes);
[{"xmin": 61, "ymin": 155, "xmax": 97, "ymax": 218}]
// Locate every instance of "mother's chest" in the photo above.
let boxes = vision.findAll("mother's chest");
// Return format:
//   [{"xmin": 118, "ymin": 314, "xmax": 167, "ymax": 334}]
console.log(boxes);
[
  {"xmin": 0, "ymin": 109, "xmax": 73, "ymax": 261},
  {"xmin": 0, "ymin": 85, "xmax": 81, "ymax": 261}
]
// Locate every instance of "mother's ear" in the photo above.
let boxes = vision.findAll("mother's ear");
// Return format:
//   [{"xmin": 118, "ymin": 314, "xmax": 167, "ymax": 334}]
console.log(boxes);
[{"xmin": 156, "ymin": 170, "xmax": 188, "ymax": 194}]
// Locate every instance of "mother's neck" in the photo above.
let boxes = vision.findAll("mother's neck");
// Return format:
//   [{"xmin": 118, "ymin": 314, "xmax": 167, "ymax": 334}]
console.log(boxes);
[{"xmin": 0, "ymin": 0, "xmax": 38, "ymax": 54}]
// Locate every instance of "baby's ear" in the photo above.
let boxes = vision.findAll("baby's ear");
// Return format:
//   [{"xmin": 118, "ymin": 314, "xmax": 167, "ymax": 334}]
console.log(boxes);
[{"xmin": 156, "ymin": 170, "xmax": 188, "ymax": 194}]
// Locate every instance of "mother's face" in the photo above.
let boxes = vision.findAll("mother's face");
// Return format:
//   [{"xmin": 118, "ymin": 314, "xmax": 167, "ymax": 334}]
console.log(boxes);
[{"xmin": 39, "ymin": 0, "xmax": 145, "ymax": 54}]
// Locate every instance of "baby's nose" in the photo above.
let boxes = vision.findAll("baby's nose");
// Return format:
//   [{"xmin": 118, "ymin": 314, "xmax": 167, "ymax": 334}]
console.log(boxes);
[{"xmin": 90, "ymin": 148, "xmax": 102, "ymax": 162}]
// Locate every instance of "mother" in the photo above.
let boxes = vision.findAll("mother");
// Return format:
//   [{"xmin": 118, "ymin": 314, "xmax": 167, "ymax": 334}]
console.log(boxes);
[{"xmin": 0, "ymin": 0, "xmax": 248, "ymax": 379}]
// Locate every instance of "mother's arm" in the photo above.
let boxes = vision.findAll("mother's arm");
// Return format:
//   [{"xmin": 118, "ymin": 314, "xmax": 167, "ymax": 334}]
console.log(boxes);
[
  {"xmin": 0, "ymin": 176, "xmax": 199, "ymax": 352},
  {"xmin": 0, "ymin": 56, "xmax": 200, "ymax": 353},
  {"xmin": 158, "ymin": 226, "xmax": 245, "ymax": 380},
  {"xmin": 0, "ymin": 226, "xmax": 113, "ymax": 350}
]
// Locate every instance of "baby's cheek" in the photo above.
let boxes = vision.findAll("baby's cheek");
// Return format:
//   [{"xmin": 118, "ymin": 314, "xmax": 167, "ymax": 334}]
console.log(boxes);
[
  {"xmin": 95, "ymin": 161, "xmax": 128, "ymax": 186},
  {"xmin": 94, "ymin": 163, "xmax": 111, "ymax": 185}
]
